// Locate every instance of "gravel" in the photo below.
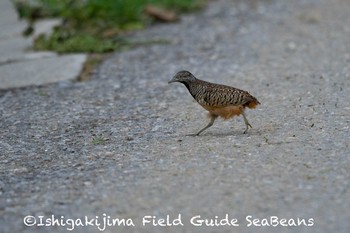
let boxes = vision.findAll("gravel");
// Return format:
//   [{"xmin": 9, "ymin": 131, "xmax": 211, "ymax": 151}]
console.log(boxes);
[{"xmin": 1, "ymin": 0, "xmax": 349, "ymax": 232}]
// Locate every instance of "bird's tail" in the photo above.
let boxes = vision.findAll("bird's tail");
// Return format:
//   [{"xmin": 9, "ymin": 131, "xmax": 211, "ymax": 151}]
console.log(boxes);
[{"xmin": 245, "ymin": 96, "xmax": 260, "ymax": 109}]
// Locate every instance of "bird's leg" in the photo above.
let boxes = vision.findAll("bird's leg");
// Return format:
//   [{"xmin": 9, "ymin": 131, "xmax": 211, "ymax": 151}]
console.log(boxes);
[
  {"xmin": 241, "ymin": 110, "xmax": 252, "ymax": 134},
  {"xmin": 191, "ymin": 114, "xmax": 217, "ymax": 136}
]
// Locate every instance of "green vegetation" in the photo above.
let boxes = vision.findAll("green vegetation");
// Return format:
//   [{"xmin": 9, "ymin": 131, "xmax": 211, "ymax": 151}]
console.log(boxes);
[
  {"xmin": 92, "ymin": 134, "xmax": 108, "ymax": 145},
  {"xmin": 35, "ymin": 89, "xmax": 49, "ymax": 96},
  {"xmin": 14, "ymin": 0, "xmax": 205, "ymax": 53}
]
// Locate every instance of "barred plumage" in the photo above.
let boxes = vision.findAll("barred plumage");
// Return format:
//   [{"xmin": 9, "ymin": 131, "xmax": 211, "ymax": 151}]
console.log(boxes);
[{"xmin": 168, "ymin": 70, "xmax": 260, "ymax": 135}]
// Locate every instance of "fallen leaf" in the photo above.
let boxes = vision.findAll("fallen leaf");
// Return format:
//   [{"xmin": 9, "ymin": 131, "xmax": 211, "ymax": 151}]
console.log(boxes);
[{"xmin": 145, "ymin": 5, "xmax": 179, "ymax": 22}]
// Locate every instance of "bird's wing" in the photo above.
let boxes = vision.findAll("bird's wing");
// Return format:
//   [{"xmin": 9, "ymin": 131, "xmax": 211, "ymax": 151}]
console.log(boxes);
[{"xmin": 200, "ymin": 84, "xmax": 249, "ymax": 107}]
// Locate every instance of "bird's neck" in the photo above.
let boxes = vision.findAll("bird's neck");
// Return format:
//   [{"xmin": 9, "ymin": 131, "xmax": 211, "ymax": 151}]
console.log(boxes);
[
  {"xmin": 181, "ymin": 81, "xmax": 191, "ymax": 92},
  {"xmin": 181, "ymin": 80, "xmax": 200, "ymax": 99}
]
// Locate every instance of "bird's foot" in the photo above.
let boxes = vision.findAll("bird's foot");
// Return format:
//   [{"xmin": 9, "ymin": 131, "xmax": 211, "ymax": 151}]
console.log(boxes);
[
  {"xmin": 186, "ymin": 133, "xmax": 200, "ymax": 137},
  {"xmin": 243, "ymin": 123, "xmax": 252, "ymax": 134}
]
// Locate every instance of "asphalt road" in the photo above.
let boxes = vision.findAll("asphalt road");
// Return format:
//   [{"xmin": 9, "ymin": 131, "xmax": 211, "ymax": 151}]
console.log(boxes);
[{"xmin": 1, "ymin": 0, "xmax": 349, "ymax": 232}]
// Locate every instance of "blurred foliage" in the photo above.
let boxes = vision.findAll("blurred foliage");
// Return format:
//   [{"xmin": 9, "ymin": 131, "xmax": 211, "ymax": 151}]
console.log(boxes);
[{"xmin": 14, "ymin": 0, "xmax": 205, "ymax": 53}]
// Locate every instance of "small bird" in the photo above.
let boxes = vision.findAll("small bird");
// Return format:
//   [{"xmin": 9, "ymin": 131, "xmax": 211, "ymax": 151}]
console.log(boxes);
[{"xmin": 168, "ymin": 70, "xmax": 260, "ymax": 136}]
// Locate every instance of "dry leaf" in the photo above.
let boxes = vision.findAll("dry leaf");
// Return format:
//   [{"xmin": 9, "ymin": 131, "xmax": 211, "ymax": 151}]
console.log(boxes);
[{"xmin": 145, "ymin": 5, "xmax": 179, "ymax": 22}]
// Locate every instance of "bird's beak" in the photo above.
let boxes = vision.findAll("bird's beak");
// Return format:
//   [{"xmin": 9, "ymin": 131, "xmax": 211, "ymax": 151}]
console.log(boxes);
[{"xmin": 168, "ymin": 76, "xmax": 177, "ymax": 84}]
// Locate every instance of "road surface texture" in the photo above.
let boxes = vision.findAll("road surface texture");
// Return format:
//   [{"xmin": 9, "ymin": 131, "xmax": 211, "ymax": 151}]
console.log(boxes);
[{"xmin": 1, "ymin": 0, "xmax": 349, "ymax": 232}]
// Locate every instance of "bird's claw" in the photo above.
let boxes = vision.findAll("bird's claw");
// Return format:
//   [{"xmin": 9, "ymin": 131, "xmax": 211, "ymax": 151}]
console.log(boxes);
[
  {"xmin": 243, "ymin": 123, "xmax": 252, "ymax": 134},
  {"xmin": 186, "ymin": 133, "xmax": 199, "ymax": 137}
]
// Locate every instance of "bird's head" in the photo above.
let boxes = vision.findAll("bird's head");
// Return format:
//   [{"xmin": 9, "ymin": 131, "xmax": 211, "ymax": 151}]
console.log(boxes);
[{"xmin": 168, "ymin": 70, "xmax": 196, "ymax": 84}]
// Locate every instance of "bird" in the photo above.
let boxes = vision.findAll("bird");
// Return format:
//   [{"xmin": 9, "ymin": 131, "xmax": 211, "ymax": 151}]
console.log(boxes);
[{"xmin": 168, "ymin": 70, "xmax": 260, "ymax": 136}]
